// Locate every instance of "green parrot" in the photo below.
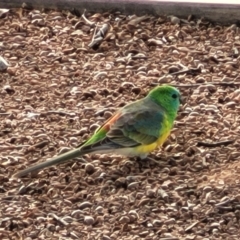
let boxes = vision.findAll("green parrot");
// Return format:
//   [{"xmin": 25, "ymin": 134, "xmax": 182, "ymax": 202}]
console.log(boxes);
[{"xmin": 14, "ymin": 85, "xmax": 181, "ymax": 177}]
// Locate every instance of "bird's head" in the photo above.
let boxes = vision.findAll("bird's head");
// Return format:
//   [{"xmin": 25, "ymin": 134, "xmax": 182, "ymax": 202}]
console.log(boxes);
[{"xmin": 148, "ymin": 85, "xmax": 181, "ymax": 113}]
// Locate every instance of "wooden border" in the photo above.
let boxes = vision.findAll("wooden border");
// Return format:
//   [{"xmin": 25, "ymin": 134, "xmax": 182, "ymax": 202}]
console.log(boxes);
[{"xmin": 1, "ymin": 0, "xmax": 240, "ymax": 24}]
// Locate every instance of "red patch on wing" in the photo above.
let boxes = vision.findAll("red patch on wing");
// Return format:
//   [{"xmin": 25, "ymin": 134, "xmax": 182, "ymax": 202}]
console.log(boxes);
[{"xmin": 101, "ymin": 112, "xmax": 121, "ymax": 131}]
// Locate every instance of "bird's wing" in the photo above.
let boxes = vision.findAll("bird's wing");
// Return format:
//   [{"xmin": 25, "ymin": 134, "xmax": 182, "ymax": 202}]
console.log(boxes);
[
  {"xmin": 81, "ymin": 100, "xmax": 165, "ymax": 151},
  {"xmin": 107, "ymin": 108, "xmax": 164, "ymax": 147}
]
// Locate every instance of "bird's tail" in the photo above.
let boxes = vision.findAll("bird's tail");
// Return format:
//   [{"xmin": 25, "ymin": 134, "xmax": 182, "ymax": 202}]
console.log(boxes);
[{"xmin": 13, "ymin": 148, "xmax": 90, "ymax": 178}]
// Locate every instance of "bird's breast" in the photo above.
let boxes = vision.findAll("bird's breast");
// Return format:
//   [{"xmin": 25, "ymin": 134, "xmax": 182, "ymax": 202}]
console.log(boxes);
[{"xmin": 134, "ymin": 121, "xmax": 172, "ymax": 155}]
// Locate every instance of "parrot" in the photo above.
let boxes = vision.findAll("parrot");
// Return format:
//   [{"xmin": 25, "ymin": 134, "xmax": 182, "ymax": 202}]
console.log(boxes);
[{"xmin": 13, "ymin": 85, "xmax": 181, "ymax": 178}]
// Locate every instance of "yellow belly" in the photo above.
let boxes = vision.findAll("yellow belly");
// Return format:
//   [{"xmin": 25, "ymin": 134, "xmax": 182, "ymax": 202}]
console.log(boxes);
[{"xmin": 135, "ymin": 129, "xmax": 171, "ymax": 154}]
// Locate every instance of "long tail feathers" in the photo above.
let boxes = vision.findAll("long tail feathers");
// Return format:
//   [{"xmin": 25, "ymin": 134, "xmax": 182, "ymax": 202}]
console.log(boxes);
[{"xmin": 13, "ymin": 148, "xmax": 89, "ymax": 178}]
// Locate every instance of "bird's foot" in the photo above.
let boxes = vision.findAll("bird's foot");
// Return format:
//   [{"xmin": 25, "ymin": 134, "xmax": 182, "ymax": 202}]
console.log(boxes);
[
  {"xmin": 135, "ymin": 156, "xmax": 160, "ymax": 171},
  {"xmin": 145, "ymin": 156, "xmax": 161, "ymax": 165}
]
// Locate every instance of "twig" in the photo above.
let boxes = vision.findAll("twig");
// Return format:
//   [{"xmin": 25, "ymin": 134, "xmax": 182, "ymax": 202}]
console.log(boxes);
[
  {"xmin": 170, "ymin": 67, "xmax": 201, "ymax": 76},
  {"xmin": 88, "ymin": 22, "xmax": 99, "ymax": 47},
  {"xmin": 0, "ymin": 113, "xmax": 11, "ymax": 116},
  {"xmin": 215, "ymin": 206, "xmax": 233, "ymax": 211},
  {"xmin": 0, "ymin": 141, "xmax": 49, "ymax": 152},
  {"xmin": 0, "ymin": 145, "xmax": 30, "ymax": 150},
  {"xmin": 215, "ymin": 198, "xmax": 232, "ymax": 207},
  {"xmin": 48, "ymin": 213, "xmax": 69, "ymax": 226},
  {"xmin": 1, "ymin": 195, "xmax": 19, "ymax": 201},
  {"xmin": 151, "ymin": 82, "xmax": 240, "ymax": 87},
  {"xmin": 32, "ymin": 140, "xmax": 49, "ymax": 149},
  {"xmin": 185, "ymin": 221, "xmax": 200, "ymax": 232},
  {"xmin": 197, "ymin": 139, "xmax": 235, "ymax": 148},
  {"xmin": 81, "ymin": 9, "xmax": 95, "ymax": 27},
  {"xmin": 88, "ymin": 23, "xmax": 110, "ymax": 49},
  {"xmin": 40, "ymin": 111, "xmax": 76, "ymax": 117},
  {"xmin": 173, "ymin": 82, "xmax": 240, "ymax": 87}
]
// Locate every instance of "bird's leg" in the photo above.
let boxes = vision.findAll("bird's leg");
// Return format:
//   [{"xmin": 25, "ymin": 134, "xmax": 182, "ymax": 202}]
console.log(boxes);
[
  {"xmin": 135, "ymin": 155, "xmax": 157, "ymax": 168},
  {"xmin": 134, "ymin": 156, "xmax": 160, "ymax": 172},
  {"xmin": 145, "ymin": 156, "xmax": 161, "ymax": 165},
  {"xmin": 137, "ymin": 153, "xmax": 161, "ymax": 164},
  {"xmin": 135, "ymin": 156, "xmax": 146, "ymax": 171}
]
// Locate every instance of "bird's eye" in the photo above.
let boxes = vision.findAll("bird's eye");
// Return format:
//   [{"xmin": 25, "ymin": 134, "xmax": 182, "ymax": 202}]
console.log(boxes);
[{"xmin": 172, "ymin": 93, "xmax": 178, "ymax": 99}]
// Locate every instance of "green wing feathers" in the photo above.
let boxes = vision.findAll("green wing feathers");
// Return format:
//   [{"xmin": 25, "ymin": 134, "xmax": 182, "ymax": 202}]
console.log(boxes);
[
  {"xmin": 108, "ymin": 110, "xmax": 164, "ymax": 146},
  {"xmin": 81, "ymin": 99, "xmax": 166, "ymax": 151}
]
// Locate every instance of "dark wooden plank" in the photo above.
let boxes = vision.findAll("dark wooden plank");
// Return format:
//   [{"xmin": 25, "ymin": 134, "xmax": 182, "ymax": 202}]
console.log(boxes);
[{"xmin": 1, "ymin": 0, "xmax": 240, "ymax": 24}]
